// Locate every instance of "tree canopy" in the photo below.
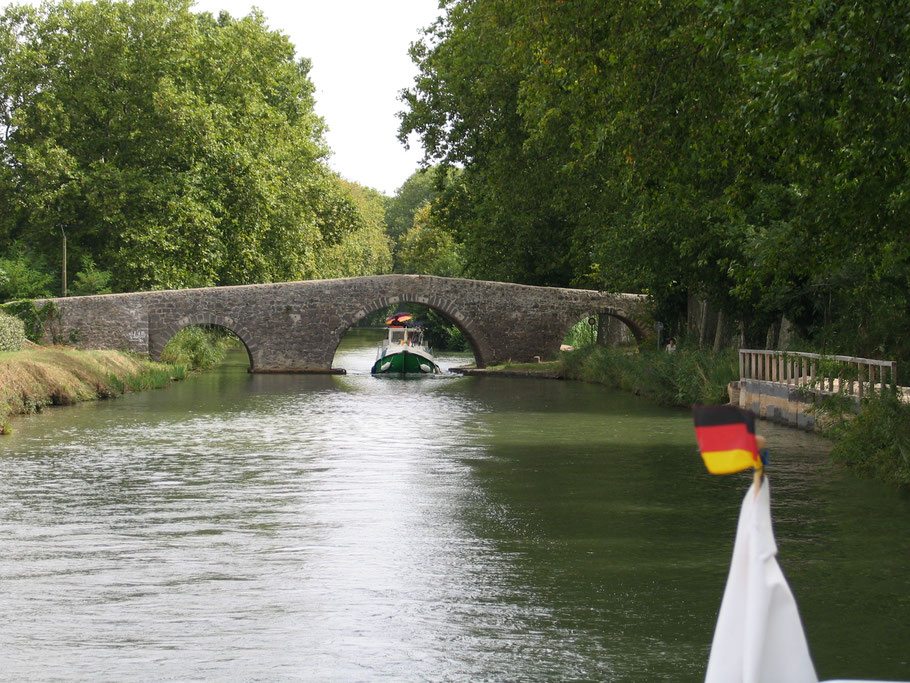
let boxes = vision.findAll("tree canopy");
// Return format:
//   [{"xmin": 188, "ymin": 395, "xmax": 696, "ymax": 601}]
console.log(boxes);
[
  {"xmin": 0, "ymin": 0, "xmax": 385, "ymax": 293},
  {"xmin": 401, "ymin": 0, "xmax": 910, "ymax": 361}
]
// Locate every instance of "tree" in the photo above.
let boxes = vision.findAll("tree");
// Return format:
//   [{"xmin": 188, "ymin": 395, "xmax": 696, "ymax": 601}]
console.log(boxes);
[
  {"xmin": 0, "ymin": 245, "xmax": 54, "ymax": 301},
  {"xmin": 0, "ymin": 0, "xmax": 369, "ymax": 292},
  {"xmin": 723, "ymin": 0, "xmax": 910, "ymax": 357},
  {"xmin": 400, "ymin": 0, "xmax": 581, "ymax": 287},
  {"xmin": 70, "ymin": 256, "xmax": 113, "ymax": 296},
  {"xmin": 317, "ymin": 179, "xmax": 393, "ymax": 278},
  {"xmin": 384, "ymin": 168, "xmax": 441, "ymax": 242},
  {"xmin": 396, "ymin": 203, "xmax": 462, "ymax": 277}
]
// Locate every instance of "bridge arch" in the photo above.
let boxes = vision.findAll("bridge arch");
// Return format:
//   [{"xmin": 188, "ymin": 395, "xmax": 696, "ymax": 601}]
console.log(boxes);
[
  {"xmin": 557, "ymin": 307, "xmax": 644, "ymax": 349},
  {"xmin": 335, "ymin": 294, "xmax": 493, "ymax": 368},
  {"xmin": 148, "ymin": 312, "xmax": 258, "ymax": 370}
]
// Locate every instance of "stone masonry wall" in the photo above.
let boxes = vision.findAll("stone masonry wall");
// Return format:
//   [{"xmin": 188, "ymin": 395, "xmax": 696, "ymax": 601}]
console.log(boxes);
[{"xmin": 735, "ymin": 379, "xmax": 819, "ymax": 431}]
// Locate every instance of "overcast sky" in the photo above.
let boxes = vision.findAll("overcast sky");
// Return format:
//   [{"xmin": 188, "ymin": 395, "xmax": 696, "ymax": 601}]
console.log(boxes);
[{"xmin": 191, "ymin": 0, "xmax": 442, "ymax": 195}]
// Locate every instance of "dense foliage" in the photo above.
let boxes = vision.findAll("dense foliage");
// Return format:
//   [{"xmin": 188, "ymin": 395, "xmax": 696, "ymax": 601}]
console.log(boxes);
[
  {"xmin": 401, "ymin": 0, "xmax": 910, "ymax": 363},
  {"xmin": 160, "ymin": 324, "xmax": 234, "ymax": 371},
  {"xmin": 0, "ymin": 299, "xmax": 57, "ymax": 342},
  {"xmin": 0, "ymin": 0, "xmax": 387, "ymax": 294},
  {"xmin": 317, "ymin": 180, "xmax": 393, "ymax": 279}
]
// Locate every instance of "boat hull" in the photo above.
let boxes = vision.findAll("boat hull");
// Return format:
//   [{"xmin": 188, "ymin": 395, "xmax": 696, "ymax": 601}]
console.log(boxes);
[{"xmin": 371, "ymin": 348, "xmax": 440, "ymax": 375}]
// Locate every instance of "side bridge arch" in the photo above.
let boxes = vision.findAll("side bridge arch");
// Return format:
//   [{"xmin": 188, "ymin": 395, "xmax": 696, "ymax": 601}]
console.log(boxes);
[{"xmin": 147, "ymin": 309, "xmax": 260, "ymax": 369}]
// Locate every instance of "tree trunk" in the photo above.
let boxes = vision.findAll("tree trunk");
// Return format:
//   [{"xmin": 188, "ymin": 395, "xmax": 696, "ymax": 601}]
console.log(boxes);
[
  {"xmin": 765, "ymin": 320, "xmax": 780, "ymax": 350},
  {"xmin": 712, "ymin": 309, "xmax": 725, "ymax": 352},
  {"xmin": 778, "ymin": 316, "xmax": 794, "ymax": 350}
]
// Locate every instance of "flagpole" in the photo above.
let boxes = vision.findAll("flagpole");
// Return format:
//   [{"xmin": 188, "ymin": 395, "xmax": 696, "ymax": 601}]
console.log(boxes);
[{"xmin": 754, "ymin": 435, "xmax": 766, "ymax": 490}]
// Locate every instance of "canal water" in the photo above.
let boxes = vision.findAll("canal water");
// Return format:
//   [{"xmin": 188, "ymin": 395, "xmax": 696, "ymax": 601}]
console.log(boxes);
[{"xmin": 0, "ymin": 332, "xmax": 908, "ymax": 681}]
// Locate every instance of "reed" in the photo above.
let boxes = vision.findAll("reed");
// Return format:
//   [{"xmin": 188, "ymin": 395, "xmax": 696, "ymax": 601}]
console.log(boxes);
[{"xmin": 0, "ymin": 346, "xmax": 185, "ymax": 430}]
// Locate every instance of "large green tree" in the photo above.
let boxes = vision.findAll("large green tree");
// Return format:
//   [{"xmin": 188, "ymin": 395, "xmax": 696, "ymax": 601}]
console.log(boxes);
[
  {"xmin": 724, "ymin": 0, "xmax": 910, "ymax": 357},
  {"xmin": 400, "ymin": 1, "xmax": 581, "ymax": 286},
  {"xmin": 384, "ymin": 167, "xmax": 440, "ymax": 243},
  {"xmin": 0, "ymin": 0, "xmax": 366, "ymax": 292}
]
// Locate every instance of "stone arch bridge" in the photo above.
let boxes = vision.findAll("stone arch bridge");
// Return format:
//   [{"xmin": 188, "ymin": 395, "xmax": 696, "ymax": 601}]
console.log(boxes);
[{"xmin": 35, "ymin": 275, "xmax": 651, "ymax": 372}]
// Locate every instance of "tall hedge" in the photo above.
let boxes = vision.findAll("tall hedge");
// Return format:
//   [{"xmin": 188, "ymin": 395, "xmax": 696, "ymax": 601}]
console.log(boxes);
[{"xmin": 0, "ymin": 310, "xmax": 26, "ymax": 351}]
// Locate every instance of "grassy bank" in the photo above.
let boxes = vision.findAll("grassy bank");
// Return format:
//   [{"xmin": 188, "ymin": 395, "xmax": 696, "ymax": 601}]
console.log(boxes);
[
  {"xmin": 0, "ymin": 346, "xmax": 185, "ymax": 434},
  {"xmin": 559, "ymin": 345, "xmax": 738, "ymax": 407}
]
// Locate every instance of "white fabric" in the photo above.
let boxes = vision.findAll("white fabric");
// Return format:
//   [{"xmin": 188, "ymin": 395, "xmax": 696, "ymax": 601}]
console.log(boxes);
[{"xmin": 705, "ymin": 476, "xmax": 818, "ymax": 683}]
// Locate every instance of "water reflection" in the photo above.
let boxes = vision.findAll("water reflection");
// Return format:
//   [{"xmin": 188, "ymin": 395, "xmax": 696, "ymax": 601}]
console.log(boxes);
[{"xmin": 0, "ymin": 345, "xmax": 907, "ymax": 681}]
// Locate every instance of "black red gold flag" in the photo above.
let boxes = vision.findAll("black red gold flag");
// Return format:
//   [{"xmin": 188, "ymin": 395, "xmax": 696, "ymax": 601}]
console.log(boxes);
[{"xmin": 693, "ymin": 405, "xmax": 760, "ymax": 474}]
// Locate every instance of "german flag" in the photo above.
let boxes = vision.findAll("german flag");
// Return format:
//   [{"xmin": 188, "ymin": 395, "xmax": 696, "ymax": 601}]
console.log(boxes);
[{"xmin": 693, "ymin": 405, "xmax": 760, "ymax": 475}]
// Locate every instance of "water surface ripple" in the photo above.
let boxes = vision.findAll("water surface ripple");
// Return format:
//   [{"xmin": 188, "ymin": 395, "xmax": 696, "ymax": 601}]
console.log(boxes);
[{"xmin": 0, "ymin": 337, "xmax": 907, "ymax": 681}]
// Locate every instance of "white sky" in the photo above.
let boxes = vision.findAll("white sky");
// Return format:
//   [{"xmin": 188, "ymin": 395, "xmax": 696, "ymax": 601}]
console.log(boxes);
[{"xmin": 191, "ymin": 0, "xmax": 441, "ymax": 195}]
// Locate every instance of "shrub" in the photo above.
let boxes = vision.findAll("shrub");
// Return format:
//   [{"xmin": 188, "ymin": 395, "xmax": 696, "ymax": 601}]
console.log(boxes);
[
  {"xmin": 0, "ymin": 300, "xmax": 58, "ymax": 343},
  {"xmin": 0, "ymin": 310, "xmax": 26, "ymax": 351},
  {"xmin": 824, "ymin": 390, "xmax": 910, "ymax": 489},
  {"xmin": 70, "ymin": 256, "xmax": 113, "ymax": 296},
  {"xmin": 0, "ymin": 246, "xmax": 54, "ymax": 302},
  {"xmin": 160, "ymin": 325, "xmax": 232, "ymax": 370}
]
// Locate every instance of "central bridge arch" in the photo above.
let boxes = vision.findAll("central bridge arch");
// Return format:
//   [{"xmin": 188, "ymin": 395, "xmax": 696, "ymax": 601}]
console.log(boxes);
[{"xmin": 339, "ymin": 294, "xmax": 494, "ymax": 369}]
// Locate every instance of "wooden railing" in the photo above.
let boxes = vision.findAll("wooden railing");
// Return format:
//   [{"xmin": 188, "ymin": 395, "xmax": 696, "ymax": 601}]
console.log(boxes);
[{"xmin": 739, "ymin": 349, "xmax": 898, "ymax": 400}]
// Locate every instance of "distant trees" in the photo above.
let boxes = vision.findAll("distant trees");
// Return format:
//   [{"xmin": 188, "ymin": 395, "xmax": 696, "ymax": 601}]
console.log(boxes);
[
  {"xmin": 400, "ymin": 0, "xmax": 910, "ymax": 362},
  {"xmin": 384, "ymin": 166, "xmax": 462, "ymax": 276},
  {"xmin": 317, "ymin": 180, "xmax": 392, "ymax": 278},
  {"xmin": 0, "ymin": 0, "xmax": 387, "ymax": 294}
]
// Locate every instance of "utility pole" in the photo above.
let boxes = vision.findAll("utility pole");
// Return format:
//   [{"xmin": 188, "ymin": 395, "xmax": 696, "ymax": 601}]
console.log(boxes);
[{"xmin": 61, "ymin": 227, "xmax": 67, "ymax": 297}]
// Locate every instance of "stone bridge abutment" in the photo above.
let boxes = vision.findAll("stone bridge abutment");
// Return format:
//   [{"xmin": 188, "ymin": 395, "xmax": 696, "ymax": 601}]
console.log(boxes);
[{"xmin": 34, "ymin": 275, "xmax": 651, "ymax": 372}]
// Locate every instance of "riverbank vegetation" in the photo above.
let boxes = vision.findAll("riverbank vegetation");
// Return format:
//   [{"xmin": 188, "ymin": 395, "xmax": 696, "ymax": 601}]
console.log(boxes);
[
  {"xmin": 559, "ymin": 341, "xmax": 910, "ymax": 489},
  {"xmin": 160, "ymin": 325, "xmax": 239, "ymax": 372},
  {"xmin": 0, "ymin": 347, "xmax": 185, "ymax": 434},
  {"xmin": 0, "ymin": 310, "xmax": 26, "ymax": 352},
  {"xmin": 560, "ymin": 345, "xmax": 738, "ymax": 408},
  {"xmin": 816, "ymin": 391, "xmax": 910, "ymax": 489}
]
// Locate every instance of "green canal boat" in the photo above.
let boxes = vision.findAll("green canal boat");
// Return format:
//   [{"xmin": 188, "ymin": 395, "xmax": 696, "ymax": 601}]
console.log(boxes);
[{"xmin": 371, "ymin": 325, "xmax": 441, "ymax": 376}]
